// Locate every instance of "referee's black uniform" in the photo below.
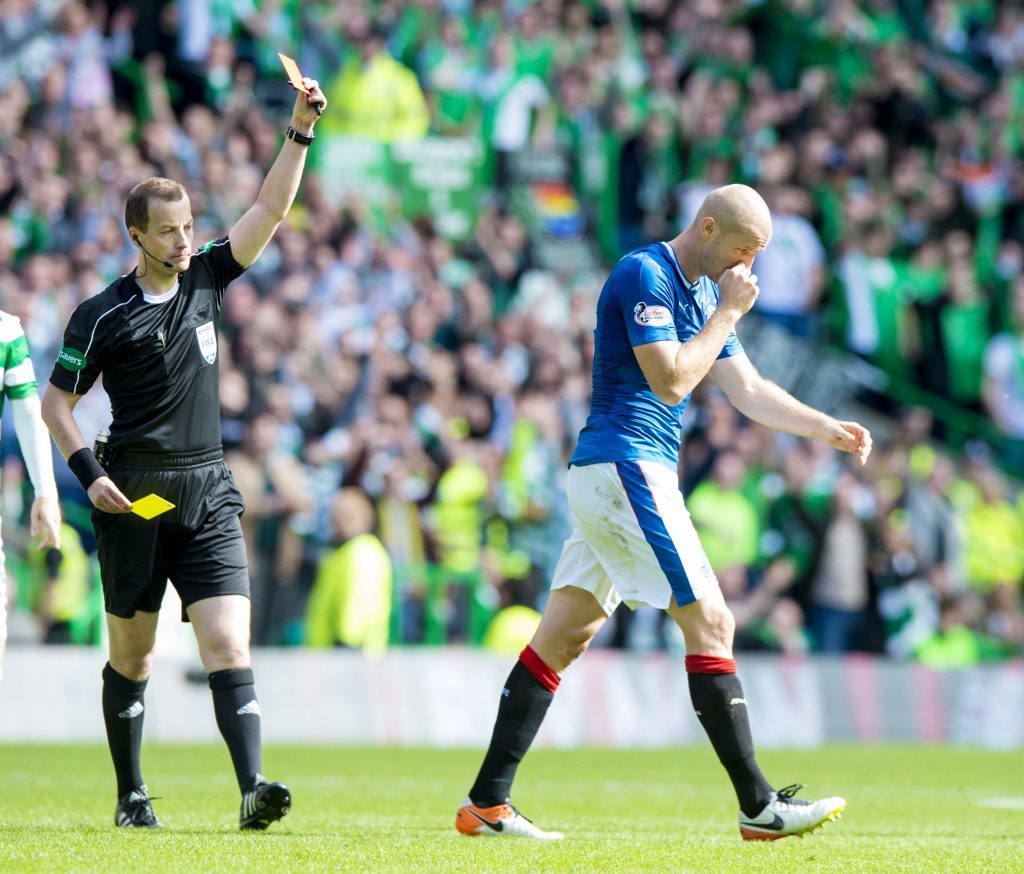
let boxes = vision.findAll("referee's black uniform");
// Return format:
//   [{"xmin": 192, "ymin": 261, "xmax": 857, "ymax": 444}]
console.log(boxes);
[{"xmin": 49, "ymin": 237, "xmax": 248, "ymax": 620}]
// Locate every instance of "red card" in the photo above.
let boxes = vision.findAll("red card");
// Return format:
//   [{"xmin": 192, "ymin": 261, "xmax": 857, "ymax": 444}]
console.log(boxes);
[{"xmin": 278, "ymin": 53, "xmax": 309, "ymax": 93}]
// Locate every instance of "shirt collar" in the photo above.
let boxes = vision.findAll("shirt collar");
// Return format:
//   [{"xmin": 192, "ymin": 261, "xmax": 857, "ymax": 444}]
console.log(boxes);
[
  {"xmin": 126, "ymin": 268, "xmax": 181, "ymax": 304},
  {"xmin": 660, "ymin": 241, "xmax": 699, "ymax": 293}
]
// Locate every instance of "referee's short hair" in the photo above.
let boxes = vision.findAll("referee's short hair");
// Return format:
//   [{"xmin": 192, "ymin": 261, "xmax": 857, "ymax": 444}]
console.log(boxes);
[{"xmin": 125, "ymin": 177, "xmax": 187, "ymax": 234}]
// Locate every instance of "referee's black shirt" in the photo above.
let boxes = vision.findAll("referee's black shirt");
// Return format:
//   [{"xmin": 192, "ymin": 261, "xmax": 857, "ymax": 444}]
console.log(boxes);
[{"xmin": 49, "ymin": 237, "xmax": 244, "ymax": 456}]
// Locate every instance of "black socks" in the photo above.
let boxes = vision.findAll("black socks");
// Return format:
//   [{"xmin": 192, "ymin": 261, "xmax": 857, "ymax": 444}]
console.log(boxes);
[
  {"xmin": 686, "ymin": 655, "xmax": 774, "ymax": 817},
  {"xmin": 101, "ymin": 662, "xmax": 147, "ymax": 799},
  {"xmin": 468, "ymin": 647, "xmax": 559, "ymax": 807},
  {"xmin": 209, "ymin": 668, "xmax": 263, "ymax": 793}
]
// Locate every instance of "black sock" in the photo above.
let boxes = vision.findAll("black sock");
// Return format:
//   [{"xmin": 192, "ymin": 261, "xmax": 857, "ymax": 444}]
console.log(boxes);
[
  {"xmin": 209, "ymin": 668, "xmax": 263, "ymax": 793},
  {"xmin": 687, "ymin": 665, "xmax": 773, "ymax": 817},
  {"xmin": 101, "ymin": 662, "xmax": 147, "ymax": 799},
  {"xmin": 468, "ymin": 650, "xmax": 558, "ymax": 807}
]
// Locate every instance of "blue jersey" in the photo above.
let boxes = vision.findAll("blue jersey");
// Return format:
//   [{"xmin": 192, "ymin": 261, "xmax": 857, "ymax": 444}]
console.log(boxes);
[{"xmin": 570, "ymin": 242, "xmax": 743, "ymax": 471}]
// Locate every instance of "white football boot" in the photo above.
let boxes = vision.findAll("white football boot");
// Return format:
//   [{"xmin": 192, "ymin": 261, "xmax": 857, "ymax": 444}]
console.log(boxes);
[
  {"xmin": 738, "ymin": 783, "xmax": 845, "ymax": 841},
  {"xmin": 455, "ymin": 797, "xmax": 564, "ymax": 840}
]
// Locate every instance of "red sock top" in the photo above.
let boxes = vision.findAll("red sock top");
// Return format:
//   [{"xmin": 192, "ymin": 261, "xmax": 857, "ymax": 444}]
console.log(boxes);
[
  {"xmin": 520, "ymin": 645, "xmax": 560, "ymax": 692},
  {"xmin": 685, "ymin": 654, "xmax": 737, "ymax": 674}
]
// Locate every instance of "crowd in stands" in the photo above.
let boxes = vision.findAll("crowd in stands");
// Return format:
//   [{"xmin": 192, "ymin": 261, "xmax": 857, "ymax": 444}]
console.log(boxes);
[{"xmin": 0, "ymin": 0, "xmax": 1022, "ymax": 664}]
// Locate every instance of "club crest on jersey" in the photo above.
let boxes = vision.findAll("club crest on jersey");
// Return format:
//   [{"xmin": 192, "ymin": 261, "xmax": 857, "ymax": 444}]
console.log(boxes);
[
  {"xmin": 634, "ymin": 302, "xmax": 673, "ymax": 326},
  {"xmin": 195, "ymin": 321, "xmax": 217, "ymax": 364}
]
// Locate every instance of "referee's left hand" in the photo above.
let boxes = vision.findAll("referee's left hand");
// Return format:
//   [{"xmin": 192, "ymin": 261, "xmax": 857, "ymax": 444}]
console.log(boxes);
[
  {"xmin": 88, "ymin": 476, "xmax": 133, "ymax": 514},
  {"xmin": 30, "ymin": 496, "xmax": 61, "ymax": 550}
]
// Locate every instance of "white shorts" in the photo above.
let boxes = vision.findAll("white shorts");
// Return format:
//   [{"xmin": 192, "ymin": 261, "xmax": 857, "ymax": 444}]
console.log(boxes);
[{"xmin": 551, "ymin": 461, "xmax": 717, "ymax": 615}]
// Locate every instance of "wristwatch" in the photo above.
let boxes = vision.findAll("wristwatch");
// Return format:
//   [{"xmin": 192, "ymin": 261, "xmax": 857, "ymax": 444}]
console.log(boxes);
[{"xmin": 286, "ymin": 126, "xmax": 315, "ymax": 146}]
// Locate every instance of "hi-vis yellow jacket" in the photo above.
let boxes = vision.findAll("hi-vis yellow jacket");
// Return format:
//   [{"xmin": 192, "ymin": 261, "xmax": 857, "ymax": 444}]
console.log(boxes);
[{"xmin": 322, "ymin": 53, "xmax": 430, "ymax": 142}]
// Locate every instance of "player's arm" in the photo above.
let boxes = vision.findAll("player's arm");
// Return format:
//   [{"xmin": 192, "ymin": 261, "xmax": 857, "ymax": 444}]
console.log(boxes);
[
  {"xmin": 40, "ymin": 385, "xmax": 132, "ymax": 513},
  {"xmin": 709, "ymin": 352, "xmax": 873, "ymax": 465},
  {"xmin": 633, "ymin": 265, "xmax": 759, "ymax": 405},
  {"xmin": 3, "ymin": 327, "xmax": 61, "ymax": 548},
  {"xmin": 227, "ymin": 79, "xmax": 327, "ymax": 269},
  {"xmin": 11, "ymin": 394, "xmax": 61, "ymax": 549}
]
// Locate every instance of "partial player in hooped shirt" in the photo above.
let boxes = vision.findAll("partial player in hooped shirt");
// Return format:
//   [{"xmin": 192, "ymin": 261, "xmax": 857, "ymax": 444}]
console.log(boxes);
[{"xmin": 0, "ymin": 311, "xmax": 62, "ymax": 686}]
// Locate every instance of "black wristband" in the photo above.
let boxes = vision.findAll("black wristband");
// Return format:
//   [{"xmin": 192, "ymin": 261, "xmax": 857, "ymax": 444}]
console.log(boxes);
[
  {"xmin": 68, "ymin": 448, "xmax": 105, "ymax": 491},
  {"xmin": 286, "ymin": 125, "xmax": 314, "ymax": 146}
]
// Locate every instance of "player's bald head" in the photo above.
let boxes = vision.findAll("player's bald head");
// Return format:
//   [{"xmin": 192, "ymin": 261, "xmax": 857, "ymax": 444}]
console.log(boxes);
[{"xmin": 695, "ymin": 184, "xmax": 772, "ymax": 244}]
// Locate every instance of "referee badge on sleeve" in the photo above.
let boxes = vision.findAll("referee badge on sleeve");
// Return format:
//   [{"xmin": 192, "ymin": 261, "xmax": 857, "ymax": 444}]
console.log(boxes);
[{"xmin": 195, "ymin": 321, "xmax": 217, "ymax": 364}]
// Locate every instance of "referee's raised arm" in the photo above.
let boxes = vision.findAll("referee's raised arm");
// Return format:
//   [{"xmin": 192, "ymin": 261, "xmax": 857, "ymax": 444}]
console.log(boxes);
[{"xmin": 227, "ymin": 78, "xmax": 327, "ymax": 270}]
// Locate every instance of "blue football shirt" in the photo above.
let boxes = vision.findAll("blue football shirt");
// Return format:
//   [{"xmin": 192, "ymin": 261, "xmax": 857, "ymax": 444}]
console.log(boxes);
[{"xmin": 570, "ymin": 242, "xmax": 744, "ymax": 471}]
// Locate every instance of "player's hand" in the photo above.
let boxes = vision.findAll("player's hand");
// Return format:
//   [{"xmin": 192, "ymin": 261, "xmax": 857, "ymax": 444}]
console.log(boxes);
[
  {"xmin": 291, "ymin": 77, "xmax": 326, "ymax": 130},
  {"xmin": 717, "ymin": 264, "xmax": 760, "ymax": 319},
  {"xmin": 30, "ymin": 496, "xmax": 62, "ymax": 550},
  {"xmin": 824, "ymin": 419, "xmax": 873, "ymax": 466},
  {"xmin": 88, "ymin": 476, "xmax": 133, "ymax": 514}
]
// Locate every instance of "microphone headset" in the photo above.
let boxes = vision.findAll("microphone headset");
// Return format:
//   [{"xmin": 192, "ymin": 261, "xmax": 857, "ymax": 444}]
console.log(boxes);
[{"xmin": 132, "ymin": 233, "xmax": 175, "ymax": 271}]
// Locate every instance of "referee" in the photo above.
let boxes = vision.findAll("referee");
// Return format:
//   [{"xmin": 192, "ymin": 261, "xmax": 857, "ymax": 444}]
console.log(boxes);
[{"xmin": 41, "ymin": 78, "xmax": 327, "ymax": 830}]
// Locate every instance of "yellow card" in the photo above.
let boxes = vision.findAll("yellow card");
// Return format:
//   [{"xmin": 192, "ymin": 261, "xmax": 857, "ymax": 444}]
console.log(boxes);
[{"xmin": 131, "ymin": 494, "xmax": 175, "ymax": 520}]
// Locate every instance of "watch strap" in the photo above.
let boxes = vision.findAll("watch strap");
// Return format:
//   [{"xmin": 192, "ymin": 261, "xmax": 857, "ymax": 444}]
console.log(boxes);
[{"xmin": 286, "ymin": 126, "xmax": 314, "ymax": 146}]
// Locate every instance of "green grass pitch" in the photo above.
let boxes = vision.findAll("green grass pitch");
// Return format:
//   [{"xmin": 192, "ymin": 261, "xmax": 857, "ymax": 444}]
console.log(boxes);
[{"xmin": 0, "ymin": 744, "xmax": 1021, "ymax": 872}]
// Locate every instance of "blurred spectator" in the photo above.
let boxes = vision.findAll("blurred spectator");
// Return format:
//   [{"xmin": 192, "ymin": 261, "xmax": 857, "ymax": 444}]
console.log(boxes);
[
  {"xmin": 749, "ymin": 186, "xmax": 827, "ymax": 338},
  {"xmin": 481, "ymin": 602, "xmax": 542, "ymax": 653},
  {"xmin": 321, "ymin": 22, "xmax": 429, "ymax": 142},
  {"xmin": 962, "ymin": 463, "xmax": 1024, "ymax": 595},
  {"xmin": 423, "ymin": 438, "xmax": 493, "ymax": 641},
  {"xmin": 479, "ymin": 33, "xmax": 550, "ymax": 153},
  {"xmin": 914, "ymin": 594, "xmax": 1014, "ymax": 668},
  {"xmin": 226, "ymin": 412, "xmax": 312, "ymax": 645},
  {"xmin": 419, "ymin": 15, "xmax": 482, "ymax": 134},
  {"xmin": 57, "ymin": 1, "xmax": 133, "ymax": 111},
  {"xmin": 618, "ymin": 113, "xmax": 680, "ymax": 251},
  {"xmin": 982, "ymin": 275, "xmax": 1024, "ymax": 439},
  {"xmin": 913, "ymin": 232, "xmax": 991, "ymax": 407},
  {"xmin": 720, "ymin": 558, "xmax": 809, "ymax": 654},
  {"xmin": 807, "ymin": 473, "xmax": 872, "ymax": 653},
  {"xmin": 688, "ymin": 449, "xmax": 760, "ymax": 575},
  {"xmin": 838, "ymin": 222, "xmax": 902, "ymax": 366},
  {"xmin": 874, "ymin": 510, "xmax": 939, "ymax": 659},
  {"xmin": 986, "ymin": 583, "xmax": 1024, "ymax": 652},
  {"xmin": 761, "ymin": 442, "xmax": 830, "ymax": 593},
  {"xmin": 904, "ymin": 452, "xmax": 963, "ymax": 589},
  {"xmin": 27, "ymin": 523, "xmax": 90, "ymax": 644},
  {"xmin": 376, "ymin": 462, "xmax": 429, "ymax": 642},
  {"xmin": 425, "ymin": 440, "xmax": 490, "ymax": 579},
  {"xmin": 306, "ymin": 487, "xmax": 392, "ymax": 653}
]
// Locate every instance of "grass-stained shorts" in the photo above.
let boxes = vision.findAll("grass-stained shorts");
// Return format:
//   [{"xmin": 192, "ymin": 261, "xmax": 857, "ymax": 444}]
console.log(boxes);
[
  {"xmin": 92, "ymin": 449, "xmax": 249, "ymax": 621},
  {"xmin": 551, "ymin": 461, "xmax": 718, "ymax": 615}
]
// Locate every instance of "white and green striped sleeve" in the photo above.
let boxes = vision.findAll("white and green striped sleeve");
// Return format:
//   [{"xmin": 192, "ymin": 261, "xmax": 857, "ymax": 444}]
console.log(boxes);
[
  {"xmin": 0, "ymin": 316, "xmax": 38, "ymax": 401},
  {"xmin": 0, "ymin": 313, "xmax": 57, "ymax": 500}
]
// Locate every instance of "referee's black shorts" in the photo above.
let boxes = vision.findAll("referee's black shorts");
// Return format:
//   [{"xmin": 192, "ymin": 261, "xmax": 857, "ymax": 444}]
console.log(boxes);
[{"xmin": 92, "ymin": 448, "xmax": 249, "ymax": 621}]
